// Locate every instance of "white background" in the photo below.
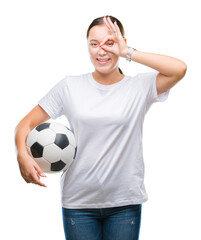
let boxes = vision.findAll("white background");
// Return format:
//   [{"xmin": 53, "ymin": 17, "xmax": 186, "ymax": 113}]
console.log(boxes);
[{"xmin": 0, "ymin": 0, "xmax": 200, "ymax": 239}]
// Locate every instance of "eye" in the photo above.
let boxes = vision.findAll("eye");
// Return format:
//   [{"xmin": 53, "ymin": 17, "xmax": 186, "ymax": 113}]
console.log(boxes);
[
  {"xmin": 90, "ymin": 43, "xmax": 98, "ymax": 48},
  {"xmin": 106, "ymin": 41, "xmax": 114, "ymax": 46}
]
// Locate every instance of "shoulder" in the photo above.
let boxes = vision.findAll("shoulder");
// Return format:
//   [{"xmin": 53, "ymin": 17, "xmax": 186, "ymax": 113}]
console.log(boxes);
[
  {"xmin": 126, "ymin": 71, "xmax": 157, "ymax": 81},
  {"xmin": 136, "ymin": 71, "xmax": 158, "ymax": 81},
  {"xmin": 52, "ymin": 73, "xmax": 89, "ymax": 91},
  {"xmin": 130, "ymin": 71, "xmax": 158, "ymax": 88},
  {"xmin": 126, "ymin": 71, "xmax": 158, "ymax": 86},
  {"xmin": 61, "ymin": 73, "xmax": 89, "ymax": 85}
]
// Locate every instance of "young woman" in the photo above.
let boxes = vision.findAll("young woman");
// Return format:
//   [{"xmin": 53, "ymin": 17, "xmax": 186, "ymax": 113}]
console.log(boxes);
[{"xmin": 15, "ymin": 15, "xmax": 187, "ymax": 240}]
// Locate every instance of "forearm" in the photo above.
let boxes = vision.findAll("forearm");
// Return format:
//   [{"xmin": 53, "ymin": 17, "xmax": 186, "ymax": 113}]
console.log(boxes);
[
  {"xmin": 15, "ymin": 105, "xmax": 50, "ymax": 158},
  {"xmin": 15, "ymin": 116, "xmax": 47, "ymax": 187},
  {"xmin": 129, "ymin": 50, "xmax": 187, "ymax": 79},
  {"xmin": 15, "ymin": 118, "xmax": 32, "ymax": 158}
]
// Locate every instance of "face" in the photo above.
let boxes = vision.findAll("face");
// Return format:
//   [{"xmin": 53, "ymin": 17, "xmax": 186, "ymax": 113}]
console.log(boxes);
[{"xmin": 87, "ymin": 24, "xmax": 120, "ymax": 74}]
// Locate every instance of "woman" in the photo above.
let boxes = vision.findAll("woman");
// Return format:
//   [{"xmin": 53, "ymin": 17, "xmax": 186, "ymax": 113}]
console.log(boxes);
[{"xmin": 15, "ymin": 15, "xmax": 187, "ymax": 240}]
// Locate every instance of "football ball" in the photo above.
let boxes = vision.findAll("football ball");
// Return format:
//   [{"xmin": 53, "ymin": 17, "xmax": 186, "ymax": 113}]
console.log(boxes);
[{"xmin": 26, "ymin": 122, "xmax": 77, "ymax": 173}]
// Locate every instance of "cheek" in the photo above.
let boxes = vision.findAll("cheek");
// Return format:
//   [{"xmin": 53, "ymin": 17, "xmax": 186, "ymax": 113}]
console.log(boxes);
[
  {"xmin": 88, "ymin": 47, "xmax": 96, "ymax": 58},
  {"xmin": 111, "ymin": 55, "xmax": 119, "ymax": 64}
]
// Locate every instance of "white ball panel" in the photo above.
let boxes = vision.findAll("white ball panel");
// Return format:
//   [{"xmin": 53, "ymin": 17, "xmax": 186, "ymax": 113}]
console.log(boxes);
[
  {"xmin": 26, "ymin": 129, "xmax": 38, "ymax": 147},
  {"xmin": 50, "ymin": 122, "xmax": 67, "ymax": 134},
  {"xmin": 43, "ymin": 144, "xmax": 62, "ymax": 163},
  {"xmin": 34, "ymin": 157, "xmax": 51, "ymax": 173},
  {"xmin": 66, "ymin": 130, "xmax": 76, "ymax": 148},
  {"xmin": 37, "ymin": 129, "xmax": 56, "ymax": 146},
  {"xmin": 61, "ymin": 145, "xmax": 75, "ymax": 168}
]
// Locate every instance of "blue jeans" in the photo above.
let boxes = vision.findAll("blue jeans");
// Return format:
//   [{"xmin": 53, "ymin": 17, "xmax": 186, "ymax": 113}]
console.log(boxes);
[{"xmin": 62, "ymin": 204, "xmax": 142, "ymax": 240}]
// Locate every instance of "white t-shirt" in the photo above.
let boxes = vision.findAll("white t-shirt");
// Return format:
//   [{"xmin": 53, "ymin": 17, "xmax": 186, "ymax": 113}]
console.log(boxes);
[{"xmin": 38, "ymin": 71, "xmax": 169, "ymax": 209}]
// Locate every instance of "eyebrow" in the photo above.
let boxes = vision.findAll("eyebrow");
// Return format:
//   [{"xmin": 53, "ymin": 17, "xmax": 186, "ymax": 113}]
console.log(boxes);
[
  {"xmin": 89, "ymin": 39, "xmax": 113, "ymax": 42},
  {"xmin": 89, "ymin": 39, "xmax": 100, "ymax": 42}
]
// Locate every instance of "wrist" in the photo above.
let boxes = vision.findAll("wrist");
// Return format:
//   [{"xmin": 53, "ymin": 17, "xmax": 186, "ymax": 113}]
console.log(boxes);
[
  {"xmin": 17, "ymin": 149, "xmax": 29, "ymax": 162},
  {"xmin": 125, "ymin": 47, "xmax": 136, "ymax": 61},
  {"xmin": 120, "ymin": 46, "xmax": 129, "ymax": 58}
]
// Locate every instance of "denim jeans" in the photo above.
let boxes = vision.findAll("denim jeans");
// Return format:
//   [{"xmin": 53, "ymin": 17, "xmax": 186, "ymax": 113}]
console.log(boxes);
[{"xmin": 62, "ymin": 204, "xmax": 142, "ymax": 240}]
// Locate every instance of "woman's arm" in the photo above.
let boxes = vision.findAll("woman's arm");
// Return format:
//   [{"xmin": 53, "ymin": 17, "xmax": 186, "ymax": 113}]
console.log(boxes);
[
  {"xmin": 130, "ymin": 50, "xmax": 187, "ymax": 95},
  {"xmin": 99, "ymin": 16, "xmax": 187, "ymax": 95},
  {"xmin": 15, "ymin": 104, "xmax": 50, "ymax": 187}
]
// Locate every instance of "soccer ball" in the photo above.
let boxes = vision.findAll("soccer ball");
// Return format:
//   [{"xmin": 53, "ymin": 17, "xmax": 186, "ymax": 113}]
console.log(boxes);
[{"xmin": 26, "ymin": 122, "xmax": 77, "ymax": 173}]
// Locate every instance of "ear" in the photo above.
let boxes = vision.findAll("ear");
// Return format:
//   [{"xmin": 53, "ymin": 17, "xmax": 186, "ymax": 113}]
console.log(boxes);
[{"xmin": 124, "ymin": 38, "xmax": 127, "ymax": 44}]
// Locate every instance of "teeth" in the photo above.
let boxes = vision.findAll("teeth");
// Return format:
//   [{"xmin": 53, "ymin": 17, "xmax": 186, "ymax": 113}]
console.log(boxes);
[{"xmin": 98, "ymin": 59, "xmax": 110, "ymax": 62}]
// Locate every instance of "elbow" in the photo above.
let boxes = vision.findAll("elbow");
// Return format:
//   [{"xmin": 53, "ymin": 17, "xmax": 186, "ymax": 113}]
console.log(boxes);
[
  {"xmin": 177, "ymin": 62, "xmax": 187, "ymax": 80},
  {"xmin": 14, "ymin": 122, "xmax": 20, "ymax": 138},
  {"xmin": 181, "ymin": 62, "xmax": 187, "ymax": 77}
]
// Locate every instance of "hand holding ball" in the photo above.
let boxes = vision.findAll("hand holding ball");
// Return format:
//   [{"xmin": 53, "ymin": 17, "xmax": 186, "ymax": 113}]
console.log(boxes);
[{"xmin": 26, "ymin": 122, "xmax": 77, "ymax": 173}]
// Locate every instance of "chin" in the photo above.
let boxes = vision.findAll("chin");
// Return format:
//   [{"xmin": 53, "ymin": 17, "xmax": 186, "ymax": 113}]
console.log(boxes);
[{"xmin": 94, "ymin": 61, "xmax": 118, "ymax": 74}]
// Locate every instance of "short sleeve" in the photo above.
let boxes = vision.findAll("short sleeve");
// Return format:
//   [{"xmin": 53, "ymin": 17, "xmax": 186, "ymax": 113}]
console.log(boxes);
[
  {"xmin": 38, "ymin": 77, "xmax": 67, "ymax": 119},
  {"xmin": 151, "ymin": 71, "xmax": 170, "ymax": 103},
  {"xmin": 140, "ymin": 71, "xmax": 170, "ymax": 104}
]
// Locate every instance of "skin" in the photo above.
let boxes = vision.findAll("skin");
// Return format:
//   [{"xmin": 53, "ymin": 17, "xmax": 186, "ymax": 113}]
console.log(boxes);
[
  {"xmin": 15, "ymin": 105, "xmax": 50, "ymax": 187},
  {"xmin": 87, "ymin": 22, "xmax": 128, "ymax": 85},
  {"xmin": 88, "ymin": 16, "xmax": 187, "ymax": 94},
  {"xmin": 15, "ymin": 16, "xmax": 187, "ymax": 187}
]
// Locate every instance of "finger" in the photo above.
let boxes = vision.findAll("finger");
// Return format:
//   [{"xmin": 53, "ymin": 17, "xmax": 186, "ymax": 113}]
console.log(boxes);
[
  {"xmin": 35, "ymin": 180, "xmax": 47, "ymax": 188},
  {"xmin": 103, "ymin": 16, "xmax": 113, "ymax": 32},
  {"xmin": 32, "ymin": 174, "xmax": 47, "ymax": 187},
  {"xmin": 34, "ymin": 162, "xmax": 47, "ymax": 178},
  {"xmin": 99, "ymin": 35, "xmax": 114, "ymax": 47},
  {"xmin": 27, "ymin": 168, "xmax": 47, "ymax": 187},
  {"xmin": 99, "ymin": 43, "xmax": 114, "ymax": 53},
  {"xmin": 37, "ymin": 171, "xmax": 46, "ymax": 178},
  {"xmin": 114, "ymin": 20, "xmax": 122, "ymax": 36},
  {"xmin": 106, "ymin": 16, "xmax": 116, "ymax": 33}
]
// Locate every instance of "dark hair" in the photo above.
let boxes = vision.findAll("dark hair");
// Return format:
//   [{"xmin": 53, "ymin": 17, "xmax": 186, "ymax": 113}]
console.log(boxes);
[{"xmin": 86, "ymin": 15, "xmax": 125, "ymax": 75}]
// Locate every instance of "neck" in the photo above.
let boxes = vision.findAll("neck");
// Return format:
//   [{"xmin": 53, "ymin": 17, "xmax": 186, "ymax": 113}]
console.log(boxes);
[{"xmin": 92, "ymin": 69, "xmax": 124, "ymax": 85}]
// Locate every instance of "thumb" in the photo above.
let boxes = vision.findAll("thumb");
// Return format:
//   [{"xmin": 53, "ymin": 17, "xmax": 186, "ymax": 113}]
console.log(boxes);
[
  {"xmin": 99, "ymin": 44, "xmax": 113, "ymax": 53},
  {"xmin": 99, "ymin": 35, "xmax": 111, "ymax": 47}
]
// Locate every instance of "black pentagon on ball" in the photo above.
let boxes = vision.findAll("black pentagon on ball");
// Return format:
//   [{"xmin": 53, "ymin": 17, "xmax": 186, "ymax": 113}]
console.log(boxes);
[
  {"xmin": 51, "ymin": 160, "xmax": 66, "ymax": 172},
  {"xmin": 36, "ymin": 122, "xmax": 50, "ymax": 132},
  {"xmin": 31, "ymin": 142, "xmax": 44, "ymax": 158},
  {"xmin": 54, "ymin": 134, "xmax": 69, "ymax": 150}
]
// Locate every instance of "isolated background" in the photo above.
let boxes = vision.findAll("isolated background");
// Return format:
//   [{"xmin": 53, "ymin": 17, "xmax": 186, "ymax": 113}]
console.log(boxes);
[{"xmin": 1, "ymin": 0, "xmax": 200, "ymax": 239}]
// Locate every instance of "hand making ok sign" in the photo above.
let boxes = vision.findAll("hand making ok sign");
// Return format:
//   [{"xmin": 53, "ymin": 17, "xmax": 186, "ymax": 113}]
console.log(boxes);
[{"xmin": 99, "ymin": 16, "xmax": 129, "ymax": 58}]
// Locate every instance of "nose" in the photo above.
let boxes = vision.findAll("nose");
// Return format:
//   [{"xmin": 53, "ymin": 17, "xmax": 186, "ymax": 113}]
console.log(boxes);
[{"xmin": 98, "ymin": 46, "xmax": 107, "ymax": 55}]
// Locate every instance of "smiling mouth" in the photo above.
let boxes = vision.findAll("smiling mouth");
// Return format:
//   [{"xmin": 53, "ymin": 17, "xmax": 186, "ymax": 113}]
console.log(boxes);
[{"xmin": 96, "ymin": 58, "xmax": 111, "ymax": 65}]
